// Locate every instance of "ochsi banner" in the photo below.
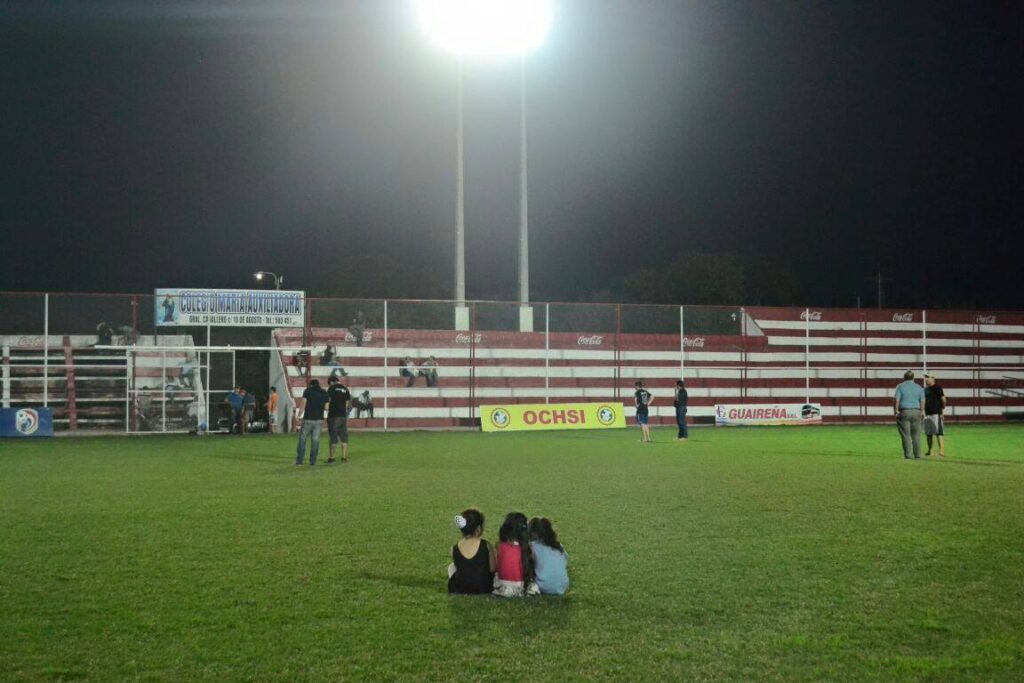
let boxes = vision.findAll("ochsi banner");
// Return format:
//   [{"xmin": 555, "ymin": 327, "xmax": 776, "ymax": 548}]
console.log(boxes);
[{"xmin": 481, "ymin": 403, "xmax": 626, "ymax": 432}]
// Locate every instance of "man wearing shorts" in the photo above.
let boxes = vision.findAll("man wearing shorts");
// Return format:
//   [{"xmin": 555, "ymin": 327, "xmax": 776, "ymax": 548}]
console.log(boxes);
[
  {"xmin": 327, "ymin": 375, "xmax": 352, "ymax": 464},
  {"xmin": 924, "ymin": 374, "xmax": 947, "ymax": 456},
  {"xmin": 634, "ymin": 380, "xmax": 654, "ymax": 443},
  {"xmin": 265, "ymin": 387, "xmax": 279, "ymax": 434}
]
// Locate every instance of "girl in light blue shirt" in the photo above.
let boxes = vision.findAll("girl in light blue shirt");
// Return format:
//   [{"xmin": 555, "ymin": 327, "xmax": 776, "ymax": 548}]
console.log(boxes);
[{"xmin": 528, "ymin": 517, "xmax": 570, "ymax": 595}]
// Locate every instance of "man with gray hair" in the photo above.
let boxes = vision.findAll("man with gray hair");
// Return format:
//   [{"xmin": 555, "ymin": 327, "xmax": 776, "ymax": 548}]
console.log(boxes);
[{"xmin": 893, "ymin": 370, "xmax": 925, "ymax": 459}]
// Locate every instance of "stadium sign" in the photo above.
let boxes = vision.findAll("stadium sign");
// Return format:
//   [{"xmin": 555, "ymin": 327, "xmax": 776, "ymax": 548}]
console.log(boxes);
[
  {"xmin": 481, "ymin": 402, "xmax": 625, "ymax": 433},
  {"xmin": 715, "ymin": 403, "xmax": 822, "ymax": 427},
  {"xmin": 0, "ymin": 407, "xmax": 53, "ymax": 438},
  {"xmin": 154, "ymin": 289, "xmax": 305, "ymax": 328}
]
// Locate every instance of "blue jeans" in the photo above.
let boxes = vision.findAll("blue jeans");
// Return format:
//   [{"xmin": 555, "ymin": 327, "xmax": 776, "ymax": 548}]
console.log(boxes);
[
  {"xmin": 296, "ymin": 419, "xmax": 322, "ymax": 464},
  {"xmin": 675, "ymin": 406, "xmax": 688, "ymax": 439}
]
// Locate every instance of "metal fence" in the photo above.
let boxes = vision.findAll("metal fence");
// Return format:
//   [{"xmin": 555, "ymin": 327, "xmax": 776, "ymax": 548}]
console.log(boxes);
[{"xmin": 2, "ymin": 292, "xmax": 1022, "ymax": 432}]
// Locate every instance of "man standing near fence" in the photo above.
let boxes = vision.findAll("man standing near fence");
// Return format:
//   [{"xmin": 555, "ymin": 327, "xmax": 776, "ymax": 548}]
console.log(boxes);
[
  {"xmin": 893, "ymin": 370, "xmax": 925, "ymax": 459},
  {"xmin": 295, "ymin": 379, "xmax": 329, "ymax": 466},
  {"xmin": 924, "ymin": 374, "xmax": 947, "ymax": 456},
  {"xmin": 266, "ymin": 387, "xmax": 279, "ymax": 434}
]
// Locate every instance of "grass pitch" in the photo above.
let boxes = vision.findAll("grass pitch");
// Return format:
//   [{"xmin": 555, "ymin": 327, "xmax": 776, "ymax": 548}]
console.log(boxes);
[{"xmin": 1, "ymin": 425, "xmax": 1023, "ymax": 682}]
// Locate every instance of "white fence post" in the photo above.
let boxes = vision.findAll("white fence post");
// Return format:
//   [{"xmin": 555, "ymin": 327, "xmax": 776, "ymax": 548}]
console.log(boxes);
[
  {"xmin": 383, "ymin": 300, "xmax": 388, "ymax": 431},
  {"xmin": 43, "ymin": 293, "xmax": 49, "ymax": 407},
  {"xmin": 679, "ymin": 305, "xmax": 685, "ymax": 377},
  {"xmin": 544, "ymin": 303, "xmax": 550, "ymax": 404},
  {"xmin": 805, "ymin": 307, "xmax": 810, "ymax": 404}
]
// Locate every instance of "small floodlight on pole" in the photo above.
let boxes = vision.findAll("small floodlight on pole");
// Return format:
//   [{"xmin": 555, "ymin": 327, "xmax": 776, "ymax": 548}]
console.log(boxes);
[
  {"xmin": 415, "ymin": 0, "xmax": 552, "ymax": 332},
  {"xmin": 254, "ymin": 271, "xmax": 283, "ymax": 290}
]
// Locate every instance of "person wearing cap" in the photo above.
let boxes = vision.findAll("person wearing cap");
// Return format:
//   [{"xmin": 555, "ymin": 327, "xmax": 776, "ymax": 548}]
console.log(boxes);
[
  {"xmin": 924, "ymin": 374, "xmax": 947, "ymax": 456},
  {"xmin": 893, "ymin": 370, "xmax": 925, "ymax": 459}
]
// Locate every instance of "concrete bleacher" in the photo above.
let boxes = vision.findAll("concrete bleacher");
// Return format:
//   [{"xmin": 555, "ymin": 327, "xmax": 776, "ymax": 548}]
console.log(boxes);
[
  {"xmin": 273, "ymin": 308, "xmax": 1024, "ymax": 430},
  {"xmin": 1, "ymin": 335, "xmax": 201, "ymax": 432}
]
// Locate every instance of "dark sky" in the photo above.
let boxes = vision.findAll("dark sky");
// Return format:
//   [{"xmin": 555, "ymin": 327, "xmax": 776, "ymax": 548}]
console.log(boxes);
[{"xmin": 2, "ymin": 1, "xmax": 1022, "ymax": 308}]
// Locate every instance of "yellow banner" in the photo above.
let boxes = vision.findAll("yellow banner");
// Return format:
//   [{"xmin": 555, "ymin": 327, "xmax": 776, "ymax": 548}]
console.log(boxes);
[{"xmin": 480, "ymin": 402, "xmax": 625, "ymax": 432}]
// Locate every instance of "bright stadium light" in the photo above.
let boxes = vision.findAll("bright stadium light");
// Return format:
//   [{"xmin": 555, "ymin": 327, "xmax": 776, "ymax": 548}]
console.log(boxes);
[
  {"xmin": 415, "ymin": 0, "xmax": 553, "ymax": 56},
  {"xmin": 415, "ymin": 0, "xmax": 552, "ymax": 331}
]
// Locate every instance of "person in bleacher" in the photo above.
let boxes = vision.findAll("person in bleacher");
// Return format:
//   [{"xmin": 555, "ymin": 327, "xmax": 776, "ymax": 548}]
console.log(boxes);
[
  {"xmin": 400, "ymin": 356, "xmax": 418, "ymax": 387},
  {"xmin": 893, "ymin": 370, "xmax": 925, "ymax": 459},
  {"xmin": 350, "ymin": 389, "xmax": 373, "ymax": 418},
  {"xmin": 349, "ymin": 310, "xmax": 366, "ymax": 347},
  {"xmin": 419, "ymin": 356, "xmax": 439, "ymax": 387}
]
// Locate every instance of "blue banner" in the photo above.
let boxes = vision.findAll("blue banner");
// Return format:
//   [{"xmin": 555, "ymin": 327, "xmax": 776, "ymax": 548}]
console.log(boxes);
[{"xmin": 0, "ymin": 408, "xmax": 54, "ymax": 438}]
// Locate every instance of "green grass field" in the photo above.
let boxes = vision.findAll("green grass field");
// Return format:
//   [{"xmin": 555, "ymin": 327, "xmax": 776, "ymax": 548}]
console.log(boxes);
[{"xmin": 2, "ymin": 425, "xmax": 1023, "ymax": 682}]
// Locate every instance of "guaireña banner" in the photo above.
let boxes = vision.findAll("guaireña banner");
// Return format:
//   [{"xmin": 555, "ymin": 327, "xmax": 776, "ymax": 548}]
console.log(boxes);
[
  {"xmin": 481, "ymin": 402, "xmax": 625, "ymax": 433},
  {"xmin": 155, "ymin": 288, "xmax": 305, "ymax": 327},
  {"xmin": 715, "ymin": 403, "xmax": 822, "ymax": 426}
]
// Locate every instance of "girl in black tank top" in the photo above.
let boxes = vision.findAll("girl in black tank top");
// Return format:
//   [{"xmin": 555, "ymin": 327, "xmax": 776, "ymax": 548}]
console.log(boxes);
[{"xmin": 447, "ymin": 508, "xmax": 496, "ymax": 594}]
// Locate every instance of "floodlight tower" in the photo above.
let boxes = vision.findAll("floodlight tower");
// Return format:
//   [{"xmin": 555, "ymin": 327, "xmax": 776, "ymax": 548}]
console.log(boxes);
[{"xmin": 415, "ymin": 0, "xmax": 553, "ymax": 331}]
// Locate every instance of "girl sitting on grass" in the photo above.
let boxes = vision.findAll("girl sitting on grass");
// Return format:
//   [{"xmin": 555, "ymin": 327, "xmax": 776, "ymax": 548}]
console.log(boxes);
[
  {"xmin": 529, "ymin": 517, "xmax": 570, "ymax": 595},
  {"xmin": 447, "ymin": 508, "xmax": 496, "ymax": 595},
  {"xmin": 493, "ymin": 512, "xmax": 533, "ymax": 598}
]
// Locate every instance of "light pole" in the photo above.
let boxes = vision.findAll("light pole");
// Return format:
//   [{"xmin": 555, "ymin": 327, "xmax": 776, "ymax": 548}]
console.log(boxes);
[
  {"xmin": 253, "ymin": 271, "xmax": 283, "ymax": 290},
  {"xmin": 415, "ymin": 0, "xmax": 552, "ymax": 331}
]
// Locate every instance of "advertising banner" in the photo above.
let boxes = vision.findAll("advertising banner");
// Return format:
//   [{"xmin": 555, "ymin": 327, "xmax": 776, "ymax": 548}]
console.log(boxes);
[
  {"xmin": 715, "ymin": 403, "xmax": 822, "ymax": 426},
  {"xmin": 481, "ymin": 402, "xmax": 625, "ymax": 433},
  {"xmin": 155, "ymin": 289, "xmax": 305, "ymax": 327},
  {"xmin": 0, "ymin": 407, "xmax": 54, "ymax": 438}
]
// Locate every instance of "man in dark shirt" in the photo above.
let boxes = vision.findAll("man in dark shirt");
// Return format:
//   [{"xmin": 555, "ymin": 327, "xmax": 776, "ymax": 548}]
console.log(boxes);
[
  {"xmin": 673, "ymin": 379, "xmax": 689, "ymax": 441},
  {"xmin": 924, "ymin": 374, "xmax": 947, "ymax": 456},
  {"xmin": 225, "ymin": 387, "xmax": 244, "ymax": 434},
  {"xmin": 634, "ymin": 380, "xmax": 654, "ymax": 443},
  {"xmin": 295, "ymin": 379, "xmax": 329, "ymax": 466},
  {"xmin": 326, "ymin": 375, "xmax": 352, "ymax": 464}
]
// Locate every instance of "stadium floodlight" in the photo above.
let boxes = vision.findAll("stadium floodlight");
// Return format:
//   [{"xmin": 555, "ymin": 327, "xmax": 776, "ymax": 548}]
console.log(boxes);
[
  {"xmin": 415, "ymin": 0, "xmax": 552, "ymax": 331},
  {"xmin": 414, "ymin": 0, "xmax": 553, "ymax": 57},
  {"xmin": 253, "ymin": 271, "xmax": 283, "ymax": 290}
]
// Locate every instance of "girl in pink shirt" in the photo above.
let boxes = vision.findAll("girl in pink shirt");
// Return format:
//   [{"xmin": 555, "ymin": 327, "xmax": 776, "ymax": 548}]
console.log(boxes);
[{"xmin": 493, "ymin": 512, "xmax": 533, "ymax": 597}]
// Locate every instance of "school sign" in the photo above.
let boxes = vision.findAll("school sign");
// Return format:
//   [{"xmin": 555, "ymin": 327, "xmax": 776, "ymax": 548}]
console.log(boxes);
[
  {"xmin": 480, "ymin": 402, "xmax": 626, "ymax": 433},
  {"xmin": 155, "ymin": 289, "xmax": 305, "ymax": 327}
]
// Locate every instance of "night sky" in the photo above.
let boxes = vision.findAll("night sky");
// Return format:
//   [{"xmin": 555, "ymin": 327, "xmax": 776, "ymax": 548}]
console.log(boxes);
[{"xmin": 2, "ymin": 1, "xmax": 1022, "ymax": 309}]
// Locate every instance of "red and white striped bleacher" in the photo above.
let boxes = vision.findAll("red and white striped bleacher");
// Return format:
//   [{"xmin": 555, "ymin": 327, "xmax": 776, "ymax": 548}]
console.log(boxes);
[{"xmin": 273, "ymin": 307, "xmax": 1024, "ymax": 430}]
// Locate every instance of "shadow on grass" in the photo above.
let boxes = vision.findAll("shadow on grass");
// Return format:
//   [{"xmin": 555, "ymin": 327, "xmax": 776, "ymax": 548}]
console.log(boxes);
[
  {"xmin": 932, "ymin": 457, "xmax": 1020, "ymax": 467},
  {"xmin": 448, "ymin": 591, "xmax": 574, "ymax": 637},
  {"xmin": 203, "ymin": 451, "xmax": 289, "ymax": 465},
  {"xmin": 356, "ymin": 569, "xmax": 443, "ymax": 592}
]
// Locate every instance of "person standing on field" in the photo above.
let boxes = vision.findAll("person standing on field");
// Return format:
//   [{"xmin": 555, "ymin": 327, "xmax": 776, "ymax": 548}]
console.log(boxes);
[
  {"xmin": 673, "ymin": 379, "xmax": 689, "ymax": 441},
  {"xmin": 893, "ymin": 370, "xmax": 925, "ymax": 459},
  {"xmin": 295, "ymin": 379, "xmax": 329, "ymax": 466},
  {"xmin": 326, "ymin": 374, "xmax": 352, "ymax": 464},
  {"xmin": 266, "ymin": 387, "xmax": 279, "ymax": 434},
  {"xmin": 634, "ymin": 380, "xmax": 654, "ymax": 443},
  {"xmin": 924, "ymin": 374, "xmax": 947, "ymax": 456}
]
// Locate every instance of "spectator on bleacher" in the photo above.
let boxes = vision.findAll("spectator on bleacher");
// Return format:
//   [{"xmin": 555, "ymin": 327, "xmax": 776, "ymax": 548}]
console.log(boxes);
[
  {"xmin": 420, "ymin": 356, "xmax": 439, "ymax": 387},
  {"xmin": 400, "ymin": 356, "xmax": 418, "ymax": 387},
  {"xmin": 266, "ymin": 387, "xmax": 279, "ymax": 434},
  {"xmin": 295, "ymin": 379, "xmax": 329, "ymax": 466},
  {"xmin": 349, "ymin": 310, "xmax": 366, "ymax": 347},
  {"xmin": 351, "ymin": 390, "xmax": 374, "ymax": 418},
  {"xmin": 117, "ymin": 325, "xmax": 136, "ymax": 345},
  {"xmin": 673, "ymin": 379, "xmax": 689, "ymax": 441},
  {"xmin": 178, "ymin": 359, "xmax": 196, "ymax": 389},
  {"xmin": 924, "ymin": 374, "xmax": 947, "ymax": 457},
  {"xmin": 321, "ymin": 345, "xmax": 340, "ymax": 367},
  {"xmin": 894, "ymin": 370, "xmax": 925, "ymax": 459},
  {"xmin": 95, "ymin": 322, "xmax": 113, "ymax": 347},
  {"xmin": 242, "ymin": 389, "xmax": 255, "ymax": 434},
  {"xmin": 294, "ymin": 349, "xmax": 310, "ymax": 378},
  {"xmin": 225, "ymin": 387, "xmax": 244, "ymax": 434}
]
